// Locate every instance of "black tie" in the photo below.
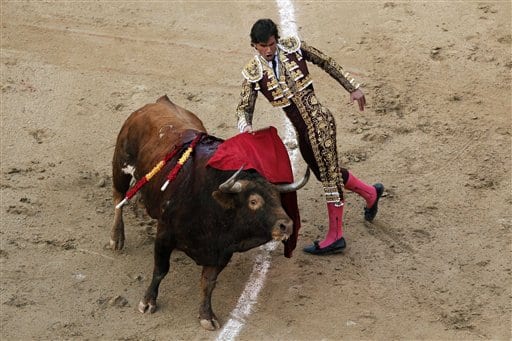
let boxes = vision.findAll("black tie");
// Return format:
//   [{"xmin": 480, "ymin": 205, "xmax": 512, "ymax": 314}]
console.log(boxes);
[{"xmin": 272, "ymin": 56, "xmax": 278, "ymax": 78}]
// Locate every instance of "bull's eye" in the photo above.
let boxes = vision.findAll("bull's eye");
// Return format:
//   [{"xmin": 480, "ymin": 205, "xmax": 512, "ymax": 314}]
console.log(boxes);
[{"xmin": 248, "ymin": 194, "xmax": 264, "ymax": 211}]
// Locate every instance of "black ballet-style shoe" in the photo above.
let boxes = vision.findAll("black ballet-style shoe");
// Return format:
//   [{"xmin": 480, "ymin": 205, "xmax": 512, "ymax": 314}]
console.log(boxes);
[
  {"xmin": 303, "ymin": 237, "xmax": 346, "ymax": 255},
  {"xmin": 364, "ymin": 183, "xmax": 384, "ymax": 222}
]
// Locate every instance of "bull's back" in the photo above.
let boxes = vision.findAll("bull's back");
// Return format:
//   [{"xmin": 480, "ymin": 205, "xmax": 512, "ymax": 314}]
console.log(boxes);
[
  {"xmin": 116, "ymin": 95, "xmax": 206, "ymax": 159},
  {"xmin": 123, "ymin": 95, "xmax": 205, "ymax": 136},
  {"xmin": 154, "ymin": 95, "xmax": 206, "ymax": 132}
]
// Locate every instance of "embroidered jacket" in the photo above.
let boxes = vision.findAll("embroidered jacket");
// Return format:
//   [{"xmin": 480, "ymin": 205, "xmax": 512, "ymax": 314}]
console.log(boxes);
[{"xmin": 236, "ymin": 36, "xmax": 360, "ymax": 131}]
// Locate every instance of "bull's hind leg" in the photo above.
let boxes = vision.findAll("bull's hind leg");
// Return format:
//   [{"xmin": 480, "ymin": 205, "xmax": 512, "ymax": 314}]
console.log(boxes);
[
  {"xmin": 110, "ymin": 157, "xmax": 133, "ymax": 250},
  {"xmin": 199, "ymin": 263, "xmax": 228, "ymax": 330},
  {"xmin": 139, "ymin": 235, "xmax": 173, "ymax": 314},
  {"xmin": 110, "ymin": 189, "xmax": 126, "ymax": 250}
]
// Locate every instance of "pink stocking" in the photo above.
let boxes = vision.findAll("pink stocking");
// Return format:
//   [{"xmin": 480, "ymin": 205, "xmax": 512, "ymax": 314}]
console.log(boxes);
[
  {"xmin": 318, "ymin": 202, "xmax": 344, "ymax": 248},
  {"xmin": 345, "ymin": 171, "xmax": 377, "ymax": 208}
]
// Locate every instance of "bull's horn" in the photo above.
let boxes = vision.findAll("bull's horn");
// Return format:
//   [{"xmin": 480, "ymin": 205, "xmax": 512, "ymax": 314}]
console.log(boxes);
[
  {"xmin": 218, "ymin": 165, "xmax": 245, "ymax": 193},
  {"xmin": 275, "ymin": 167, "xmax": 311, "ymax": 193}
]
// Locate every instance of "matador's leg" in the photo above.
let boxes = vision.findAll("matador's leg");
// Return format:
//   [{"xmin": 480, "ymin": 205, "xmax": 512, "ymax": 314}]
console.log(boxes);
[{"xmin": 290, "ymin": 91, "xmax": 347, "ymax": 254}]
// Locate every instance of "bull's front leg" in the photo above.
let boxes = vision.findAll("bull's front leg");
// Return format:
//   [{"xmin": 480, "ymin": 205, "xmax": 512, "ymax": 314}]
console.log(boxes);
[
  {"xmin": 110, "ymin": 189, "xmax": 126, "ymax": 250},
  {"xmin": 139, "ymin": 236, "xmax": 173, "ymax": 314},
  {"xmin": 199, "ymin": 264, "xmax": 227, "ymax": 331}
]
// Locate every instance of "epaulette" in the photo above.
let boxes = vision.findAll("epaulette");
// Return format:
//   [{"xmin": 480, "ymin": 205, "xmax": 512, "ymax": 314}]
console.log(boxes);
[
  {"xmin": 278, "ymin": 36, "xmax": 301, "ymax": 53},
  {"xmin": 241, "ymin": 56, "xmax": 263, "ymax": 83}
]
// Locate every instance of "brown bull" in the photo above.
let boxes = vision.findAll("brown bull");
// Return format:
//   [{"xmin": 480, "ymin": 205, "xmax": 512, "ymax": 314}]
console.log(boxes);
[{"xmin": 111, "ymin": 95, "xmax": 308, "ymax": 330}]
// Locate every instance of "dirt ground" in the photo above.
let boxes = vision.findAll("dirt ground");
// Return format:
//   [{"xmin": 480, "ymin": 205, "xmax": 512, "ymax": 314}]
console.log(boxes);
[{"xmin": 1, "ymin": 1, "xmax": 511, "ymax": 340}]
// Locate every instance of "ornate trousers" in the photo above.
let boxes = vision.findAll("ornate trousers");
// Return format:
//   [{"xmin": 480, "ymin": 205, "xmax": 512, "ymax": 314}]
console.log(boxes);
[{"xmin": 283, "ymin": 88, "xmax": 344, "ymax": 204}]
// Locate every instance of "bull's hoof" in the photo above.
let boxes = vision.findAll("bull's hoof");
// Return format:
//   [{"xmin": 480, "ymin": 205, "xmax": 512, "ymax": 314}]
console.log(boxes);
[
  {"xmin": 200, "ymin": 317, "xmax": 220, "ymax": 331},
  {"xmin": 138, "ymin": 300, "xmax": 157, "ymax": 314},
  {"xmin": 109, "ymin": 238, "xmax": 124, "ymax": 251}
]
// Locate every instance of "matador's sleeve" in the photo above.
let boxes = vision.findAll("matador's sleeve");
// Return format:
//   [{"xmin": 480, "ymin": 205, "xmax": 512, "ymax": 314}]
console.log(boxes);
[
  {"xmin": 235, "ymin": 78, "xmax": 258, "ymax": 132},
  {"xmin": 301, "ymin": 41, "xmax": 360, "ymax": 93}
]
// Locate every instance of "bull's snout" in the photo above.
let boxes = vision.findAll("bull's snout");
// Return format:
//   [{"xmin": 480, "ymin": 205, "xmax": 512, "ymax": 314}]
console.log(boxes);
[{"xmin": 272, "ymin": 217, "xmax": 293, "ymax": 241}]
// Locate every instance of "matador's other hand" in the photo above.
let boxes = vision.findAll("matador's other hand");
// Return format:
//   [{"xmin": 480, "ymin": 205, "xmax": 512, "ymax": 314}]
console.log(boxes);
[
  {"xmin": 350, "ymin": 89, "xmax": 366, "ymax": 111},
  {"xmin": 243, "ymin": 124, "xmax": 253, "ymax": 133}
]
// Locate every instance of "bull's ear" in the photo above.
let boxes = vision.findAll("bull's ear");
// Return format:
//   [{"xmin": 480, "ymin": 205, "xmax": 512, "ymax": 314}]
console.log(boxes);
[{"xmin": 212, "ymin": 191, "xmax": 235, "ymax": 209}]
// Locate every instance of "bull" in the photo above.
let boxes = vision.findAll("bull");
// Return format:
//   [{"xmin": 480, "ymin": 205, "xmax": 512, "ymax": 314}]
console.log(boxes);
[{"xmin": 110, "ymin": 95, "xmax": 309, "ymax": 330}]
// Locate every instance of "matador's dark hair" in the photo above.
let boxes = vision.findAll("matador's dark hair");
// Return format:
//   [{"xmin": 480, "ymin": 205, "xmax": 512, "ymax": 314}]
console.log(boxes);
[{"xmin": 250, "ymin": 19, "xmax": 280, "ymax": 44}]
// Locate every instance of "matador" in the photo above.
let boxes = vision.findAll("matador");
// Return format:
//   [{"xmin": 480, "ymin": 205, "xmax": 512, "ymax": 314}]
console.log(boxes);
[{"xmin": 236, "ymin": 19, "xmax": 384, "ymax": 255}]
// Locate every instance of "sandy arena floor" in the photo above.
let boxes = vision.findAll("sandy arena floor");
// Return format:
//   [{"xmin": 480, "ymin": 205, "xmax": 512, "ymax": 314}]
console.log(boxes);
[{"xmin": 1, "ymin": 1, "xmax": 511, "ymax": 340}]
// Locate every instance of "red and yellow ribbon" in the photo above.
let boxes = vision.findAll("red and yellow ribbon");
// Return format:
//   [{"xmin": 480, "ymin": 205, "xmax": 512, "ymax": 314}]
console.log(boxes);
[
  {"xmin": 160, "ymin": 134, "xmax": 202, "ymax": 191},
  {"xmin": 116, "ymin": 134, "xmax": 203, "ymax": 209}
]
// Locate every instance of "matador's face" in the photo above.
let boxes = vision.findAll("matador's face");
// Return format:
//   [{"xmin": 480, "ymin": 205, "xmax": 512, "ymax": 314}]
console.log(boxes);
[{"xmin": 253, "ymin": 35, "xmax": 277, "ymax": 62}]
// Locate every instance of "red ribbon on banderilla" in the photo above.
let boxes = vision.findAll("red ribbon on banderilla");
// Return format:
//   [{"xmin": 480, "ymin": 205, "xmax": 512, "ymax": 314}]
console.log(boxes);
[{"xmin": 115, "ymin": 134, "xmax": 203, "ymax": 209}]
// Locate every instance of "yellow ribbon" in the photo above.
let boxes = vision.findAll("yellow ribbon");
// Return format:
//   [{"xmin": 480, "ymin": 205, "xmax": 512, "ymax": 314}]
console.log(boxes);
[
  {"xmin": 146, "ymin": 160, "xmax": 165, "ymax": 180},
  {"xmin": 178, "ymin": 147, "xmax": 193, "ymax": 165}
]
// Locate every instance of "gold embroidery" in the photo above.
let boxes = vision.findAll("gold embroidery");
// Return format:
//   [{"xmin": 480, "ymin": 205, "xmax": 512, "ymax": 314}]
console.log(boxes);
[
  {"xmin": 286, "ymin": 60, "xmax": 299, "ymax": 71},
  {"xmin": 291, "ymin": 90, "xmax": 343, "ymax": 193},
  {"xmin": 278, "ymin": 36, "xmax": 301, "ymax": 53},
  {"xmin": 296, "ymin": 75, "xmax": 313, "ymax": 91},
  {"xmin": 267, "ymin": 76, "xmax": 279, "ymax": 91},
  {"xmin": 324, "ymin": 186, "xmax": 341, "ymax": 204},
  {"xmin": 301, "ymin": 41, "xmax": 360, "ymax": 92},
  {"xmin": 271, "ymin": 97, "xmax": 291, "ymax": 107},
  {"xmin": 235, "ymin": 79, "xmax": 257, "ymax": 128},
  {"xmin": 291, "ymin": 69, "xmax": 304, "ymax": 82},
  {"xmin": 271, "ymin": 89, "xmax": 284, "ymax": 100},
  {"xmin": 282, "ymin": 87, "xmax": 292, "ymax": 97},
  {"xmin": 242, "ymin": 56, "xmax": 263, "ymax": 83}
]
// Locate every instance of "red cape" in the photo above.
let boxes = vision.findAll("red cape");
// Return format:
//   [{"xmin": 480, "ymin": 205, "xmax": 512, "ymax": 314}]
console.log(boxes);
[{"xmin": 207, "ymin": 127, "xmax": 301, "ymax": 257}]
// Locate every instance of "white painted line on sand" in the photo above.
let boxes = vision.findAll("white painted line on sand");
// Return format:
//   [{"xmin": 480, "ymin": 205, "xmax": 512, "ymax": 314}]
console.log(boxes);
[
  {"xmin": 215, "ymin": 242, "xmax": 276, "ymax": 340},
  {"xmin": 277, "ymin": 0, "xmax": 298, "ymax": 39},
  {"xmin": 277, "ymin": 0, "xmax": 300, "ymax": 167},
  {"xmin": 216, "ymin": 2, "xmax": 298, "ymax": 340}
]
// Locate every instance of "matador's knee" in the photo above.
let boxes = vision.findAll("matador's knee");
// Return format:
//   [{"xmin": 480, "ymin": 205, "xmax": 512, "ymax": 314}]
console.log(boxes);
[{"xmin": 323, "ymin": 183, "xmax": 343, "ymax": 206}]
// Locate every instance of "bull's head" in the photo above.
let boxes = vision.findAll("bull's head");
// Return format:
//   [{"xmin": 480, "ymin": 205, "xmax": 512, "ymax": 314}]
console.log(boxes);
[{"xmin": 213, "ymin": 166, "xmax": 310, "ymax": 243}]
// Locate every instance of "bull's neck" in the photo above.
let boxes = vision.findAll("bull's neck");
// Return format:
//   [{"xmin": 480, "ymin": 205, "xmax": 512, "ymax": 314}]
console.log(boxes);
[{"xmin": 196, "ymin": 134, "xmax": 224, "ymax": 161}]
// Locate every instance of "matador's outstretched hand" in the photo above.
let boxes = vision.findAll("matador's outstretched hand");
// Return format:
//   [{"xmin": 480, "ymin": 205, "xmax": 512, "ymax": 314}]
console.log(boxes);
[
  {"xmin": 350, "ymin": 88, "xmax": 366, "ymax": 111},
  {"xmin": 242, "ymin": 124, "xmax": 253, "ymax": 133}
]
